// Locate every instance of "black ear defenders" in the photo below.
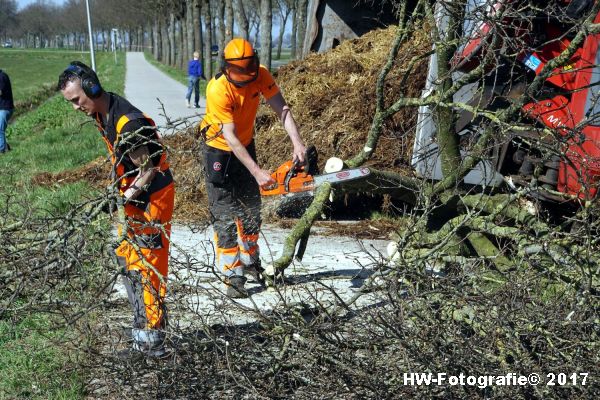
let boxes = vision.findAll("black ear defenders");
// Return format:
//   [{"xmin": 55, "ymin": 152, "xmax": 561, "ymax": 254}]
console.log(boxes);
[{"xmin": 64, "ymin": 62, "xmax": 103, "ymax": 98}]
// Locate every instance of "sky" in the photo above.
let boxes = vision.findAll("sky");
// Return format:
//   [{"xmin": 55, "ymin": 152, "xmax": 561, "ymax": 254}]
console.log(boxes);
[{"xmin": 16, "ymin": 0, "xmax": 66, "ymax": 11}]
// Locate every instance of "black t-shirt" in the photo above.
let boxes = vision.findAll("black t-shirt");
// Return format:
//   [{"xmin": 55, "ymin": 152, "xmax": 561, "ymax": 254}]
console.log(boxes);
[
  {"xmin": 0, "ymin": 70, "xmax": 14, "ymax": 110},
  {"xmin": 96, "ymin": 93, "xmax": 164, "ymax": 173}
]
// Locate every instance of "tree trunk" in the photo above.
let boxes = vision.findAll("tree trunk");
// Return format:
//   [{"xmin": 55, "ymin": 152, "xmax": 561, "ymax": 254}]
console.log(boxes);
[
  {"xmin": 296, "ymin": 0, "xmax": 308, "ymax": 59},
  {"xmin": 202, "ymin": 0, "xmax": 213, "ymax": 78},
  {"xmin": 259, "ymin": 0, "xmax": 272, "ymax": 70},
  {"xmin": 290, "ymin": 1, "xmax": 297, "ymax": 59},
  {"xmin": 433, "ymin": 4, "xmax": 463, "ymax": 176},
  {"xmin": 137, "ymin": 26, "xmax": 143, "ymax": 51},
  {"xmin": 216, "ymin": 0, "xmax": 226, "ymax": 58},
  {"xmin": 153, "ymin": 17, "xmax": 161, "ymax": 59},
  {"xmin": 161, "ymin": 16, "xmax": 169, "ymax": 63},
  {"xmin": 131, "ymin": 28, "xmax": 136, "ymax": 51},
  {"xmin": 233, "ymin": 0, "xmax": 249, "ymax": 39},
  {"xmin": 276, "ymin": 9, "xmax": 289, "ymax": 59},
  {"xmin": 186, "ymin": 0, "xmax": 195, "ymax": 58},
  {"xmin": 169, "ymin": 12, "xmax": 176, "ymax": 66},
  {"xmin": 253, "ymin": 19, "xmax": 260, "ymax": 47},
  {"xmin": 225, "ymin": 0, "xmax": 234, "ymax": 43},
  {"xmin": 177, "ymin": 18, "xmax": 185, "ymax": 69},
  {"xmin": 183, "ymin": 14, "xmax": 189, "ymax": 60},
  {"xmin": 194, "ymin": 0, "xmax": 202, "ymax": 65},
  {"xmin": 101, "ymin": 31, "xmax": 107, "ymax": 51},
  {"xmin": 129, "ymin": 29, "xmax": 134, "ymax": 51}
]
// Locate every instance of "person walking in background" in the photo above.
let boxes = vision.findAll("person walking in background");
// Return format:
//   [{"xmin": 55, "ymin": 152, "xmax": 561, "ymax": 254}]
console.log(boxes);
[
  {"xmin": 186, "ymin": 51, "xmax": 204, "ymax": 108},
  {"xmin": 58, "ymin": 61, "xmax": 175, "ymax": 358},
  {"xmin": 0, "ymin": 69, "xmax": 14, "ymax": 153},
  {"xmin": 199, "ymin": 38, "xmax": 306, "ymax": 298}
]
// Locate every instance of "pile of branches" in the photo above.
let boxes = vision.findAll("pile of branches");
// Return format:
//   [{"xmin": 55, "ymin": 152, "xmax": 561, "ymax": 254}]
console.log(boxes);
[
  {"xmin": 0, "ymin": 191, "xmax": 116, "ymax": 321},
  {"xmin": 83, "ymin": 254, "xmax": 597, "ymax": 399}
]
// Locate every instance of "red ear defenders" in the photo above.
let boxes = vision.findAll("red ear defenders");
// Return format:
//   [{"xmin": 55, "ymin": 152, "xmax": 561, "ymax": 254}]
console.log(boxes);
[{"xmin": 64, "ymin": 62, "xmax": 103, "ymax": 98}]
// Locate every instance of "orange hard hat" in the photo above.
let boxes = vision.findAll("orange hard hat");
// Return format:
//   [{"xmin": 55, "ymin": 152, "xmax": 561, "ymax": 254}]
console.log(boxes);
[{"xmin": 222, "ymin": 38, "xmax": 259, "ymax": 86}]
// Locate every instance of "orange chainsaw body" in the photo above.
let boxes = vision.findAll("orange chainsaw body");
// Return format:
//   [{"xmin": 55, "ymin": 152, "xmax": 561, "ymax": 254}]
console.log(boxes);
[{"xmin": 260, "ymin": 160, "xmax": 315, "ymax": 196}]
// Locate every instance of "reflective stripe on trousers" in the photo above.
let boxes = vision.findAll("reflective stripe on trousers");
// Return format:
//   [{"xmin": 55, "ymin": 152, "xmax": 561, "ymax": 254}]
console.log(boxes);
[
  {"xmin": 235, "ymin": 218, "xmax": 259, "ymax": 266},
  {"xmin": 214, "ymin": 218, "xmax": 260, "ymax": 277}
]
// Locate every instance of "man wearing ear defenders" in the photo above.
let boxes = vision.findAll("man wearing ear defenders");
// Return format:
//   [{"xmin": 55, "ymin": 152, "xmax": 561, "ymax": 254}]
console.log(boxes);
[
  {"xmin": 58, "ymin": 61, "xmax": 175, "ymax": 358},
  {"xmin": 199, "ymin": 38, "xmax": 306, "ymax": 298}
]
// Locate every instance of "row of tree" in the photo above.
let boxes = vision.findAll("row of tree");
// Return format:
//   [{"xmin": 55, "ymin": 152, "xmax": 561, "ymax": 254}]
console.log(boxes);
[{"xmin": 0, "ymin": 0, "xmax": 310, "ymax": 75}]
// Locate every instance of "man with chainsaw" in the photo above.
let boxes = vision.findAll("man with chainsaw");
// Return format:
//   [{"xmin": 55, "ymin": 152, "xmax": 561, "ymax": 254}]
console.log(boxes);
[
  {"xmin": 199, "ymin": 38, "xmax": 306, "ymax": 298},
  {"xmin": 58, "ymin": 62, "xmax": 175, "ymax": 358}
]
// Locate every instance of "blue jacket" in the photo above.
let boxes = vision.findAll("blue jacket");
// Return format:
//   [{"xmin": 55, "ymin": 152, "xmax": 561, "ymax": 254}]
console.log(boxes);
[{"xmin": 188, "ymin": 59, "xmax": 203, "ymax": 78}]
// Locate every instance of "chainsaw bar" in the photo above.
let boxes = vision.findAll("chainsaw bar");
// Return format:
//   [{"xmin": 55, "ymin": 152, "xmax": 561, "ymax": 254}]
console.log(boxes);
[
  {"xmin": 313, "ymin": 167, "xmax": 371, "ymax": 187},
  {"xmin": 261, "ymin": 165, "xmax": 371, "ymax": 196}
]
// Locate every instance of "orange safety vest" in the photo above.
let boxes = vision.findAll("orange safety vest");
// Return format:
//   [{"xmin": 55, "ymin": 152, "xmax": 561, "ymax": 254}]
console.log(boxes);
[{"xmin": 96, "ymin": 112, "xmax": 170, "ymax": 193}]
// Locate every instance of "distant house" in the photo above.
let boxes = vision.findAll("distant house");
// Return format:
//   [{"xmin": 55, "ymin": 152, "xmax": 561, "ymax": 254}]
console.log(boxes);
[{"xmin": 303, "ymin": 0, "xmax": 399, "ymax": 57}]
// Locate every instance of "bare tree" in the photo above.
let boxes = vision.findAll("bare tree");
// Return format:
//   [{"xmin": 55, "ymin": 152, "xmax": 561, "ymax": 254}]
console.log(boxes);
[
  {"xmin": 0, "ymin": 0, "xmax": 17, "ymax": 42},
  {"xmin": 225, "ymin": 0, "xmax": 234, "ymax": 42},
  {"xmin": 274, "ymin": 0, "xmax": 292, "ymax": 59},
  {"xmin": 202, "ymin": 0, "xmax": 213, "ymax": 78},
  {"xmin": 215, "ymin": 0, "xmax": 226, "ymax": 58},
  {"xmin": 295, "ymin": 0, "xmax": 307, "ymax": 58},
  {"xmin": 194, "ymin": 0, "xmax": 203, "ymax": 66},
  {"xmin": 289, "ymin": 0, "xmax": 297, "ymax": 59},
  {"xmin": 259, "ymin": 0, "xmax": 272, "ymax": 70},
  {"xmin": 233, "ymin": 0, "xmax": 249, "ymax": 39}
]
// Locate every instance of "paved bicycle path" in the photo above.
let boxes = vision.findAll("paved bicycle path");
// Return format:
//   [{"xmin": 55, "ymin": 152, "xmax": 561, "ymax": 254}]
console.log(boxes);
[{"xmin": 124, "ymin": 52, "xmax": 204, "ymax": 131}]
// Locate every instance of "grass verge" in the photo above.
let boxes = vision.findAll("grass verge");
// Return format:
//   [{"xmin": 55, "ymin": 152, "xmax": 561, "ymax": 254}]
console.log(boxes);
[
  {"xmin": 0, "ymin": 49, "xmax": 104, "ymax": 118},
  {"xmin": 0, "ymin": 50, "xmax": 125, "ymax": 399}
]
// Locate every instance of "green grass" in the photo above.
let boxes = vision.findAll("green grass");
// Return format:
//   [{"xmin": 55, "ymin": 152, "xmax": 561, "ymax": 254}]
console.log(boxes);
[
  {"xmin": 0, "ymin": 50, "xmax": 125, "ymax": 201},
  {"xmin": 0, "ymin": 50, "xmax": 126, "ymax": 400},
  {"xmin": 0, "ymin": 317, "xmax": 83, "ymax": 399},
  {"xmin": 0, "ymin": 49, "xmax": 103, "ymax": 115},
  {"xmin": 273, "ymin": 48, "xmax": 292, "ymax": 61}
]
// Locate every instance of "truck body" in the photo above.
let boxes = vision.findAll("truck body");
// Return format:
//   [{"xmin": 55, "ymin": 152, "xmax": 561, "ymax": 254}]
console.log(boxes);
[{"xmin": 412, "ymin": 0, "xmax": 600, "ymax": 201}]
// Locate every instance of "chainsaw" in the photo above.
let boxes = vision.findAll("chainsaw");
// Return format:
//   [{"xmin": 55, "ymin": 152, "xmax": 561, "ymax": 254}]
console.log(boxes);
[{"xmin": 260, "ymin": 146, "xmax": 371, "ymax": 196}]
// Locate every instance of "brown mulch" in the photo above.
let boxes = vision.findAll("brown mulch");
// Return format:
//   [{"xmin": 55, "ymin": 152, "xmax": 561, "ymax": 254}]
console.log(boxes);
[
  {"xmin": 255, "ymin": 25, "xmax": 431, "ymax": 173},
  {"xmin": 30, "ymin": 156, "xmax": 111, "ymax": 187}
]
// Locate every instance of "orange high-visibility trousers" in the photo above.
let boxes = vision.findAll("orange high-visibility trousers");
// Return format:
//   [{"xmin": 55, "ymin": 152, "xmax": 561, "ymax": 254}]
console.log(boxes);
[{"xmin": 116, "ymin": 182, "xmax": 175, "ymax": 329}]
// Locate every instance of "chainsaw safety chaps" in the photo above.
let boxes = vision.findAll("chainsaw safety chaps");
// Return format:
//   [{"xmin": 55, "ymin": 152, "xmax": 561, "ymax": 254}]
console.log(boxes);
[
  {"xmin": 116, "ymin": 181, "xmax": 174, "ymax": 330},
  {"xmin": 205, "ymin": 142, "xmax": 261, "ymax": 276}
]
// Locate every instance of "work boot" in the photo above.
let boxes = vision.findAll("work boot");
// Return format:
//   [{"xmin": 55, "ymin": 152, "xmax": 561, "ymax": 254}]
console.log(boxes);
[
  {"xmin": 128, "ymin": 328, "xmax": 170, "ymax": 358},
  {"xmin": 244, "ymin": 261, "xmax": 266, "ymax": 286},
  {"xmin": 226, "ymin": 276, "xmax": 248, "ymax": 298}
]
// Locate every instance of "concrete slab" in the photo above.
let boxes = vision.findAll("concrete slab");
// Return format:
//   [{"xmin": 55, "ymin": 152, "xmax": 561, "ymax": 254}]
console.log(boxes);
[{"xmin": 111, "ymin": 223, "xmax": 390, "ymax": 327}]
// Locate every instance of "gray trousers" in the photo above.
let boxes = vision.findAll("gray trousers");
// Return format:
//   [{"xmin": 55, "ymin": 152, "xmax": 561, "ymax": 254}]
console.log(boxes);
[{"xmin": 205, "ymin": 142, "xmax": 261, "ymax": 276}]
